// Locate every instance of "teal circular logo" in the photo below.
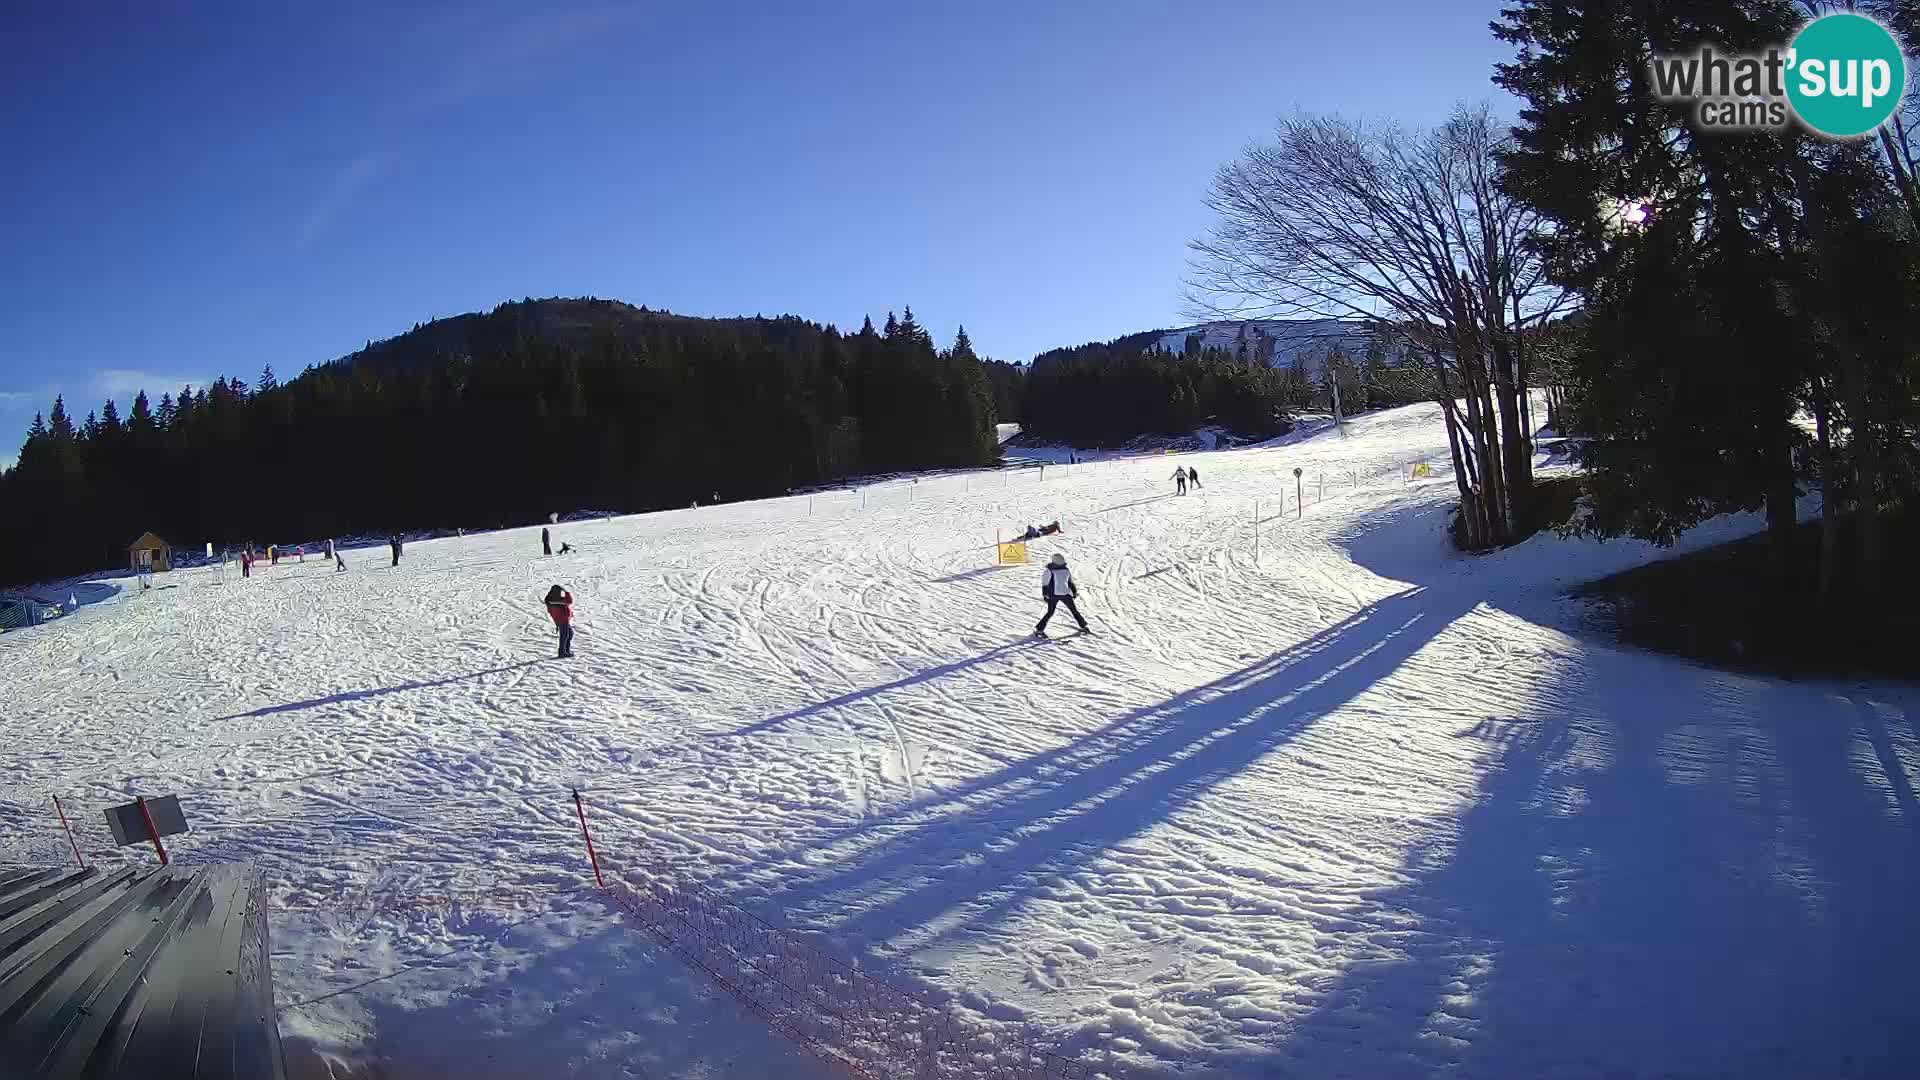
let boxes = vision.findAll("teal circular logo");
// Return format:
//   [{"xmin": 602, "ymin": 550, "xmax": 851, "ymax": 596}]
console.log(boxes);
[{"xmin": 1787, "ymin": 13, "xmax": 1907, "ymax": 138}]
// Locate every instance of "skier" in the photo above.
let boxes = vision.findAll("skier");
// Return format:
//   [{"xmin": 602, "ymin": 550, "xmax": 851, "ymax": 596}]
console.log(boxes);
[
  {"xmin": 542, "ymin": 527, "xmax": 552, "ymax": 556},
  {"xmin": 545, "ymin": 584, "xmax": 575, "ymax": 658},
  {"xmin": 389, "ymin": 534, "xmax": 402, "ymax": 567},
  {"xmin": 240, "ymin": 549, "xmax": 252, "ymax": 579},
  {"xmin": 558, "ymin": 542, "xmax": 574, "ymax": 555},
  {"xmin": 1171, "ymin": 466, "xmax": 1188, "ymax": 495},
  {"xmin": 1187, "ymin": 465, "xmax": 1202, "ymax": 491},
  {"xmin": 1034, "ymin": 552, "xmax": 1090, "ymax": 637},
  {"xmin": 269, "ymin": 545, "xmax": 278, "ymax": 566},
  {"xmin": 334, "ymin": 552, "xmax": 347, "ymax": 573}
]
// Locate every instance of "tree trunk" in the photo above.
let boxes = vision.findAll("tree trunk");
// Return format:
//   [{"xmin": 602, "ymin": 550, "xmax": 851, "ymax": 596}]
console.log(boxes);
[
  {"xmin": 1879, "ymin": 124, "xmax": 1920, "ymax": 240},
  {"xmin": 1764, "ymin": 412, "xmax": 1798, "ymax": 597},
  {"xmin": 1789, "ymin": 155, "xmax": 1881, "ymax": 608},
  {"xmin": 1468, "ymin": 375, "xmax": 1509, "ymax": 545},
  {"xmin": 1490, "ymin": 333, "xmax": 1533, "ymax": 537},
  {"xmin": 1813, "ymin": 380, "xmax": 1838, "ymax": 606},
  {"xmin": 1443, "ymin": 407, "xmax": 1487, "ymax": 549}
]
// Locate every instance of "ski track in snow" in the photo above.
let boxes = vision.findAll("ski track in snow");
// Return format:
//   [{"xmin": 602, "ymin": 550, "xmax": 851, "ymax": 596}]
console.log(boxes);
[{"xmin": 4, "ymin": 400, "xmax": 1920, "ymax": 1079}]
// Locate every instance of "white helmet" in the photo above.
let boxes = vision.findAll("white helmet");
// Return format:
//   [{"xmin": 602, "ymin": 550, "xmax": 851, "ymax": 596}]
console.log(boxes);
[{"xmin": 1048, "ymin": 553, "xmax": 1067, "ymax": 567}]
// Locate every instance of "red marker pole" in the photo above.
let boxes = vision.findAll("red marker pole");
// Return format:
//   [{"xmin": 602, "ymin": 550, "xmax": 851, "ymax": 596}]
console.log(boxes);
[
  {"xmin": 52, "ymin": 795, "xmax": 85, "ymax": 868},
  {"xmin": 136, "ymin": 795, "xmax": 169, "ymax": 866},
  {"xmin": 573, "ymin": 788, "xmax": 605, "ymax": 889}
]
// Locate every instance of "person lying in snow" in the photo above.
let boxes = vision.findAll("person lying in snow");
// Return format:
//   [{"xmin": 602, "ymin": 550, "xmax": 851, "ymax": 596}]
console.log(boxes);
[{"xmin": 1015, "ymin": 521, "xmax": 1063, "ymax": 541}]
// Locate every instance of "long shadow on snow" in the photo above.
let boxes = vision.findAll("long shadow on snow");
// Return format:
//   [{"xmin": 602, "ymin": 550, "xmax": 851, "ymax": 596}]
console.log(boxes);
[
  {"xmin": 1187, "ymin": 606, "xmax": 1920, "ymax": 1075},
  {"xmin": 774, "ymin": 586, "xmax": 1477, "ymax": 954},
  {"xmin": 725, "ymin": 639, "xmax": 1044, "ymax": 739},
  {"xmin": 216, "ymin": 661, "xmax": 541, "ymax": 721},
  {"xmin": 929, "ymin": 565, "xmax": 1018, "ymax": 585}
]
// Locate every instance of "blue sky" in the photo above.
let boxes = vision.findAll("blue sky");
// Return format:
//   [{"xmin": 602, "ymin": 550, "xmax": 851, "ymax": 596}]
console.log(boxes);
[{"xmin": 0, "ymin": 2, "xmax": 1514, "ymax": 466}]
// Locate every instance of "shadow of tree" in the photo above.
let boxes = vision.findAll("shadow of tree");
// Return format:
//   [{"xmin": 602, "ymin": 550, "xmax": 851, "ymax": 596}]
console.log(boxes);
[
  {"xmin": 1195, "ymin": 656, "xmax": 1920, "ymax": 1079},
  {"xmin": 767, "ymin": 587, "xmax": 1477, "ymax": 958}
]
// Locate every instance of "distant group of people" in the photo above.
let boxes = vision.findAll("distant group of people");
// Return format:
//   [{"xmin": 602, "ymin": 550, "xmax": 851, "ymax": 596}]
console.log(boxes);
[
  {"xmin": 541, "ymin": 528, "xmax": 572, "ymax": 556},
  {"xmin": 1171, "ymin": 465, "xmax": 1202, "ymax": 495}
]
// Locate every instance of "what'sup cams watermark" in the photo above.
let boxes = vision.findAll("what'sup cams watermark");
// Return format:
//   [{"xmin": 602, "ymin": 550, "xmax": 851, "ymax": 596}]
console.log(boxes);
[{"xmin": 1651, "ymin": 12, "xmax": 1908, "ymax": 138}]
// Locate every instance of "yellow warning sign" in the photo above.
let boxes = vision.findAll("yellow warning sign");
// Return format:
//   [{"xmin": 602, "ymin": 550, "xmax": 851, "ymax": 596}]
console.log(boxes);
[
  {"xmin": 1411, "ymin": 462, "xmax": 1433, "ymax": 479},
  {"xmin": 997, "ymin": 540, "xmax": 1029, "ymax": 565}
]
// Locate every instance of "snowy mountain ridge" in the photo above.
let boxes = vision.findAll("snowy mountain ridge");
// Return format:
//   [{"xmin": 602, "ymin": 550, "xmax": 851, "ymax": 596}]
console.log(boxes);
[{"xmin": 1153, "ymin": 318, "xmax": 1382, "ymax": 375}]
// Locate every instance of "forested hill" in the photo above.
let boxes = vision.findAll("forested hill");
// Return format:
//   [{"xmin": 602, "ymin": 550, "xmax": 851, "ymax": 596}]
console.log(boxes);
[
  {"xmin": 0, "ymin": 298, "xmax": 1008, "ymax": 586},
  {"xmin": 336, "ymin": 297, "xmax": 775, "ymax": 375},
  {"xmin": 1019, "ymin": 329, "xmax": 1304, "ymax": 447}
]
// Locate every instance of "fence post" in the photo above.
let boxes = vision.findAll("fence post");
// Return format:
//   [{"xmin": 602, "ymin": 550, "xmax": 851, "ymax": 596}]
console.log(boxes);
[
  {"xmin": 52, "ymin": 795, "xmax": 85, "ymax": 868},
  {"xmin": 136, "ymin": 796, "xmax": 169, "ymax": 866},
  {"xmin": 573, "ymin": 788, "xmax": 606, "ymax": 889}
]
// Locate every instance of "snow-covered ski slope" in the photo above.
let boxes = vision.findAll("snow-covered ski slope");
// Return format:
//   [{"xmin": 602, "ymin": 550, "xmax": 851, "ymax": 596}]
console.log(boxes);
[{"xmin": 4, "ymin": 401, "xmax": 1918, "ymax": 1079}]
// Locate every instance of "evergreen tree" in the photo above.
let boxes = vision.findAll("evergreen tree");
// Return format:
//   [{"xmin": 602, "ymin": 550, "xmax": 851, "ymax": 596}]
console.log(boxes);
[
  {"xmin": 1494, "ymin": 0, "xmax": 1919, "ymax": 609},
  {"xmin": 0, "ymin": 298, "xmax": 1007, "ymax": 585}
]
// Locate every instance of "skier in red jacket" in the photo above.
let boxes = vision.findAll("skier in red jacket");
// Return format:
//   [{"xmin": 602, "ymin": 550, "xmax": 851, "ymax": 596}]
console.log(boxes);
[{"xmin": 545, "ymin": 585, "xmax": 574, "ymax": 658}]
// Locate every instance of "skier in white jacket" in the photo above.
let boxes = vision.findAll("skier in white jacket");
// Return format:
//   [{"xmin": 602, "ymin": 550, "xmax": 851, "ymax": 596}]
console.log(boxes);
[{"xmin": 1035, "ymin": 552, "xmax": 1091, "ymax": 636}]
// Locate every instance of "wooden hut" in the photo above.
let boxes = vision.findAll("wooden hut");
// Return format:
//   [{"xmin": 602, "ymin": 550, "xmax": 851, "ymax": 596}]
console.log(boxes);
[{"xmin": 128, "ymin": 531, "xmax": 172, "ymax": 573}]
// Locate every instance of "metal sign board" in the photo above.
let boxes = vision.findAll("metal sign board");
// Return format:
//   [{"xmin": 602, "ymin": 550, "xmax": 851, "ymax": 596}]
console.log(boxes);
[{"xmin": 104, "ymin": 795, "xmax": 189, "ymax": 847}]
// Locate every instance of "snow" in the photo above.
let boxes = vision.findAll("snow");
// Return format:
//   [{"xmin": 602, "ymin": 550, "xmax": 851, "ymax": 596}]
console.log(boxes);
[
  {"xmin": 4, "ymin": 400, "xmax": 1918, "ymax": 1079},
  {"xmin": 1152, "ymin": 319, "xmax": 1388, "ymax": 373}
]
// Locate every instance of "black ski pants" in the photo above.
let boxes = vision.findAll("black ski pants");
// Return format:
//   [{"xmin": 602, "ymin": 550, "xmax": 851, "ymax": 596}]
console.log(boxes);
[{"xmin": 1037, "ymin": 595, "xmax": 1088, "ymax": 632}]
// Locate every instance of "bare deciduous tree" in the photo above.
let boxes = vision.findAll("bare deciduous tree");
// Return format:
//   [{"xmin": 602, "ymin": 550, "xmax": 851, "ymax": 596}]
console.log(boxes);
[{"xmin": 1188, "ymin": 106, "xmax": 1571, "ymax": 547}]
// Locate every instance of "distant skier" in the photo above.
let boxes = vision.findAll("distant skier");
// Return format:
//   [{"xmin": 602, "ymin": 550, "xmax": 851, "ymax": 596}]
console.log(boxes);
[
  {"xmin": 1187, "ymin": 465, "xmax": 1202, "ymax": 490},
  {"xmin": 240, "ymin": 550, "xmax": 252, "ymax": 579},
  {"xmin": 542, "ymin": 527, "xmax": 552, "ymax": 556},
  {"xmin": 334, "ymin": 552, "xmax": 347, "ymax": 572},
  {"xmin": 545, "ymin": 584, "xmax": 575, "ymax": 658},
  {"xmin": 389, "ymin": 534, "xmax": 402, "ymax": 567},
  {"xmin": 1034, "ymin": 553, "xmax": 1090, "ymax": 637},
  {"xmin": 1171, "ymin": 466, "xmax": 1188, "ymax": 495},
  {"xmin": 558, "ymin": 542, "xmax": 574, "ymax": 555}
]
